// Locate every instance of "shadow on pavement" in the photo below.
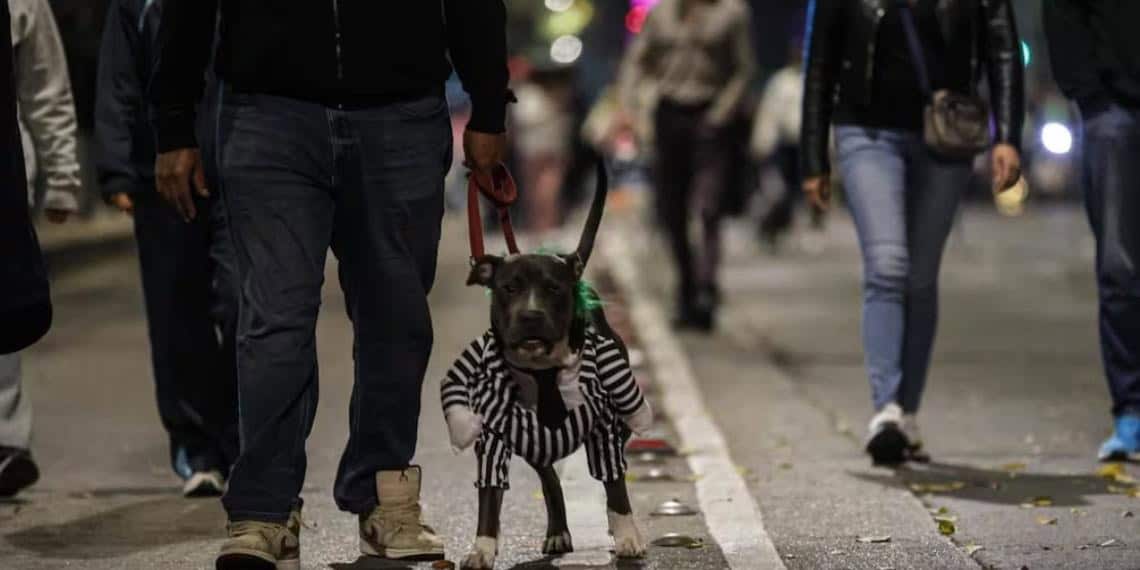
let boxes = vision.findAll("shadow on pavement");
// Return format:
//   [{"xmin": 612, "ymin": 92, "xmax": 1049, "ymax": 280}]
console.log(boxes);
[
  {"xmin": 328, "ymin": 556, "xmax": 414, "ymax": 569},
  {"xmin": 5, "ymin": 495, "xmax": 223, "ymax": 559},
  {"xmin": 850, "ymin": 461, "xmax": 1136, "ymax": 507}
]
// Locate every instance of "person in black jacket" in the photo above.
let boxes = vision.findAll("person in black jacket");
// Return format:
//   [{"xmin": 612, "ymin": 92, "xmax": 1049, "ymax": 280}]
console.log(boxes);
[
  {"xmin": 94, "ymin": 0, "xmax": 237, "ymax": 498},
  {"xmin": 1045, "ymin": 0, "xmax": 1140, "ymax": 462},
  {"xmin": 148, "ymin": 1, "xmax": 511, "ymax": 566},
  {"xmin": 800, "ymin": 0, "xmax": 1023, "ymax": 465},
  {"xmin": 0, "ymin": 0, "xmax": 50, "ymax": 498}
]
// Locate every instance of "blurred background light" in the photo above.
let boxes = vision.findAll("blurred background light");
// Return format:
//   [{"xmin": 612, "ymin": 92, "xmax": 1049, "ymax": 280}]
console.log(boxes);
[
  {"xmin": 550, "ymin": 35, "xmax": 584, "ymax": 64},
  {"xmin": 1021, "ymin": 40, "xmax": 1032, "ymax": 67},
  {"xmin": 544, "ymin": 0, "xmax": 574, "ymax": 13},
  {"xmin": 1041, "ymin": 122, "xmax": 1073, "ymax": 155},
  {"xmin": 625, "ymin": 5, "xmax": 649, "ymax": 34},
  {"xmin": 542, "ymin": 0, "xmax": 594, "ymax": 38}
]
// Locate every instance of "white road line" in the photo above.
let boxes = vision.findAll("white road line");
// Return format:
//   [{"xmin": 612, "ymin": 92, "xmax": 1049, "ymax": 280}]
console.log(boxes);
[
  {"xmin": 600, "ymin": 229, "xmax": 787, "ymax": 570},
  {"xmin": 555, "ymin": 450, "xmax": 615, "ymax": 566}
]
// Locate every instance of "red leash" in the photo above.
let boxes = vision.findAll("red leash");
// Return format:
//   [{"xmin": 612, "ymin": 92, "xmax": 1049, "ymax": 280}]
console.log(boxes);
[{"xmin": 467, "ymin": 163, "xmax": 520, "ymax": 261}]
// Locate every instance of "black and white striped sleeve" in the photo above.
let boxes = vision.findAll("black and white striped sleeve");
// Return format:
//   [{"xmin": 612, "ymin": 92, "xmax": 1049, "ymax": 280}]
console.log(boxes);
[
  {"xmin": 594, "ymin": 335, "xmax": 645, "ymax": 417},
  {"xmin": 441, "ymin": 335, "xmax": 487, "ymax": 414}
]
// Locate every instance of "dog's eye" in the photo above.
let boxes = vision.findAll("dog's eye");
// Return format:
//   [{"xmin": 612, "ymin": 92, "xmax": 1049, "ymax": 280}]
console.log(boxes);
[{"xmin": 502, "ymin": 283, "xmax": 519, "ymax": 295}]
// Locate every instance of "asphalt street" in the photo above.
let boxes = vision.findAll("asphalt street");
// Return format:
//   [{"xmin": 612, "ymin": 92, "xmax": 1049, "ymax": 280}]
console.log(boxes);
[{"xmin": 2, "ymin": 199, "xmax": 1138, "ymax": 570}]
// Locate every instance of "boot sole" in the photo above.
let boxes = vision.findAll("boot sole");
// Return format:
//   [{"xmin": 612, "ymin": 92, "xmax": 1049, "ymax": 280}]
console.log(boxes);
[
  {"xmin": 866, "ymin": 424, "xmax": 907, "ymax": 466},
  {"xmin": 216, "ymin": 551, "xmax": 299, "ymax": 570},
  {"xmin": 0, "ymin": 453, "xmax": 39, "ymax": 497},
  {"xmin": 360, "ymin": 538, "xmax": 444, "ymax": 561}
]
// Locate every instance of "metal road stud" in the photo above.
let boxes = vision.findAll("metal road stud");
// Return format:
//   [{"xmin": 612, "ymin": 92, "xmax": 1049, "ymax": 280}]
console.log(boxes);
[{"xmin": 651, "ymin": 498, "xmax": 697, "ymax": 516}]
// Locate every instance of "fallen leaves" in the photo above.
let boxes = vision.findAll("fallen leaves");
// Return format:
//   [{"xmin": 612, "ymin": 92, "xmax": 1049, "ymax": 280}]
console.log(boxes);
[
  {"xmin": 1107, "ymin": 485, "xmax": 1140, "ymax": 498},
  {"xmin": 1099, "ymin": 539, "xmax": 1120, "ymax": 548},
  {"xmin": 999, "ymin": 462, "xmax": 1027, "ymax": 476},
  {"xmin": 909, "ymin": 481, "xmax": 966, "ymax": 493},
  {"xmin": 1097, "ymin": 463, "xmax": 1136, "ymax": 484},
  {"xmin": 1035, "ymin": 515, "xmax": 1058, "ymax": 526},
  {"xmin": 965, "ymin": 544, "xmax": 984, "ymax": 557},
  {"xmin": 1020, "ymin": 496, "xmax": 1054, "ymax": 508},
  {"xmin": 934, "ymin": 516, "xmax": 957, "ymax": 536},
  {"xmin": 1123, "ymin": 511, "xmax": 1134, "ymax": 518},
  {"xmin": 856, "ymin": 535, "xmax": 892, "ymax": 544}
]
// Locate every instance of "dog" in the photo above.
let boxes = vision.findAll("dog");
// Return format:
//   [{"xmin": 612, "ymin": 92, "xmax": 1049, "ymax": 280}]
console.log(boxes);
[{"xmin": 440, "ymin": 162, "xmax": 653, "ymax": 569}]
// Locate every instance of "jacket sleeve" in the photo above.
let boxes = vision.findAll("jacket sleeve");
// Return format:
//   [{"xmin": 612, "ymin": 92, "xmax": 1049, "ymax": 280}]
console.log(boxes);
[
  {"xmin": 443, "ymin": 0, "xmax": 510, "ymax": 134},
  {"xmin": 799, "ymin": 0, "xmax": 843, "ymax": 179},
  {"xmin": 706, "ymin": 2, "xmax": 756, "ymax": 127},
  {"xmin": 12, "ymin": 0, "xmax": 81, "ymax": 212},
  {"xmin": 94, "ymin": 0, "xmax": 142, "ymax": 200},
  {"xmin": 981, "ymin": 0, "xmax": 1023, "ymax": 149},
  {"xmin": 148, "ymin": 0, "xmax": 217, "ymax": 152},
  {"xmin": 1043, "ymin": 0, "xmax": 1106, "ymax": 113}
]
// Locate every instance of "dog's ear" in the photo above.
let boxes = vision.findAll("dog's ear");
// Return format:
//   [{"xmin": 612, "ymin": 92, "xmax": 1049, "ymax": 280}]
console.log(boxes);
[
  {"xmin": 561, "ymin": 254, "xmax": 585, "ymax": 281},
  {"xmin": 467, "ymin": 255, "xmax": 503, "ymax": 287}
]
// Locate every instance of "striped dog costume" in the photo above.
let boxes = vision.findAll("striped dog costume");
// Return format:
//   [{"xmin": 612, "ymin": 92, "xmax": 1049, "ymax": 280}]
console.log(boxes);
[{"xmin": 441, "ymin": 325, "xmax": 649, "ymax": 488}]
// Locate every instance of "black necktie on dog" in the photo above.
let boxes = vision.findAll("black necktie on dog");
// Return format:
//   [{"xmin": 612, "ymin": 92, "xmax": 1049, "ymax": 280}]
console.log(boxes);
[{"xmin": 532, "ymin": 368, "xmax": 569, "ymax": 429}]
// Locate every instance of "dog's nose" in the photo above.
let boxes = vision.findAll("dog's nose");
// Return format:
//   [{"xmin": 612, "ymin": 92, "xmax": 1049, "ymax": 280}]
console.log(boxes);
[{"xmin": 519, "ymin": 309, "xmax": 546, "ymax": 324}]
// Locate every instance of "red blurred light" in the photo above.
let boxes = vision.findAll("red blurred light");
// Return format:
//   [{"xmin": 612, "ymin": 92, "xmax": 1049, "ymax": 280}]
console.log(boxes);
[{"xmin": 625, "ymin": 5, "xmax": 648, "ymax": 34}]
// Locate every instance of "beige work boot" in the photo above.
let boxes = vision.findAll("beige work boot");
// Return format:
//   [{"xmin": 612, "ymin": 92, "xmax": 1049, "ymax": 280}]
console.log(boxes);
[
  {"xmin": 216, "ymin": 508, "xmax": 301, "ymax": 570},
  {"xmin": 359, "ymin": 466, "xmax": 445, "ymax": 560}
]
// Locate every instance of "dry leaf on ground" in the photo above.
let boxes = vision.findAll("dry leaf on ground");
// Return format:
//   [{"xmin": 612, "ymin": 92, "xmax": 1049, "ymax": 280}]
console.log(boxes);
[
  {"xmin": 1036, "ymin": 516, "xmax": 1058, "ymax": 526},
  {"xmin": 856, "ymin": 535, "xmax": 892, "ymax": 544},
  {"xmin": 965, "ymin": 544, "xmax": 984, "ymax": 556},
  {"xmin": 909, "ymin": 481, "xmax": 967, "ymax": 493}
]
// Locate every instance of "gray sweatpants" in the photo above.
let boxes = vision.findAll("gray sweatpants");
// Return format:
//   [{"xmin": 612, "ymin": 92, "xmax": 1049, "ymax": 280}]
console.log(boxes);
[{"xmin": 0, "ymin": 353, "xmax": 31, "ymax": 449}]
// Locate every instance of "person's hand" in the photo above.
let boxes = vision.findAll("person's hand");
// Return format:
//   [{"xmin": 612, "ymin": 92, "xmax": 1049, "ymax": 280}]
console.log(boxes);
[
  {"xmin": 110, "ymin": 192, "xmax": 134, "ymax": 216},
  {"xmin": 463, "ymin": 129, "xmax": 506, "ymax": 175},
  {"xmin": 155, "ymin": 148, "xmax": 208, "ymax": 222},
  {"xmin": 802, "ymin": 174, "xmax": 832, "ymax": 211},
  {"xmin": 991, "ymin": 143, "xmax": 1021, "ymax": 193},
  {"xmin": 44, "ymin": 209, "xmax": 70, "ymax": 224}
]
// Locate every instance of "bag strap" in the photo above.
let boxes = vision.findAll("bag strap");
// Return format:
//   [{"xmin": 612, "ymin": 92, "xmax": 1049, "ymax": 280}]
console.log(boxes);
[{"xmin": 898, "ymin": 2, "xmax": 933, "ymax": 98}]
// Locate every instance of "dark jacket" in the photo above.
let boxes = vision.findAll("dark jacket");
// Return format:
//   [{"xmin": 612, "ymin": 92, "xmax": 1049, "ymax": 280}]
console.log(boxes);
[
  {"xmin": 95, "ymin": 0, "xmax": 219, "ymax": 200},
  {"xmin": 801, "ymin": 0, "xmax": 1024, "ymax": 178},
  {"xmin": 0, "ymin": 0, "xmax": 51, "ymax": 353},
  {"xmin": 1044, "ymin": 0, "xmax": 1140, "ymax": 113},
  {"xmin": 149, "ymin": 0, "xmax": 510, "ymax": 153}
]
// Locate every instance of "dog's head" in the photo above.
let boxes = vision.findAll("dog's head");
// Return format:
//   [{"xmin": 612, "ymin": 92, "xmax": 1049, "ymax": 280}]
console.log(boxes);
[{"xmin": 468, "ymin": 162, "xmax": 608, "ymax": 368}]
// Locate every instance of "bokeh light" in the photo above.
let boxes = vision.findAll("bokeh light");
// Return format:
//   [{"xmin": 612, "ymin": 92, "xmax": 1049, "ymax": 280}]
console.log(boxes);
[{"xmin": 1040, "ymin": 122, "xmax": 1073, "ymax": 155}]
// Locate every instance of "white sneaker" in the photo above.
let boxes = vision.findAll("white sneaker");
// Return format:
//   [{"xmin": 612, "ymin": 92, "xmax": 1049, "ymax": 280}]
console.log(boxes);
[
  {"xmin": 865, "ymin": 403, "xmax": 907, "ymax": 465},
  {"xmin": 901, "ymin": 414, "xmax": 931, "ymax": 462},
  {"xmin": 183, "ymin": 470, "xmax": 226, "ymax": 498}
]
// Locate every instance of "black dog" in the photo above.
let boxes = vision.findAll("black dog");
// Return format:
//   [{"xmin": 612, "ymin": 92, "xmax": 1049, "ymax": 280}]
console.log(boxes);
[{"xmin": 441, "ymin": 163, "xmax": 652, "ymax": 569}]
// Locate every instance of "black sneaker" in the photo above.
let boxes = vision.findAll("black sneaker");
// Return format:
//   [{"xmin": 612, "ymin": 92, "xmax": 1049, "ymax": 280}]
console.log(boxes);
[
  {"xmin": 865, "ymin": 404, "xmax": 908, "ymax": 466},
  {"xmin": 0, "ymin": 446, "xmax": 40, "ymax": 497}
]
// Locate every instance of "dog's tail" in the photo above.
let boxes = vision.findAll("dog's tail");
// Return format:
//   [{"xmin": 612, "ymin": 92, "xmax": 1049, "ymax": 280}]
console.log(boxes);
[{"xmin": 575, "ymin": 159, "xmax": 608, "ymax": 268}]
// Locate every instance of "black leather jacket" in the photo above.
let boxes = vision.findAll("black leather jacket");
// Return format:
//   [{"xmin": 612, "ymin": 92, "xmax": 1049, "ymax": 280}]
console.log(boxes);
[{"xmin": 801, "ymin": 0, "xmax": 1023, "ymax": 178}]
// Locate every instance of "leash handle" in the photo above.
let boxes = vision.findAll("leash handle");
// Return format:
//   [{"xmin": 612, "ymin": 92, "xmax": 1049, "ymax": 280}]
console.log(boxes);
[{"xmin": 467, "ymin": 163, "xmax": 520, "ymax": 262}]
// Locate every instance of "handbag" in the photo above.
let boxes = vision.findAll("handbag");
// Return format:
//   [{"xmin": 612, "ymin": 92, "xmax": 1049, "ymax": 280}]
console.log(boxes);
[{"xmin": 898, "ymin": 3, "xmax": 991, "ymax": 159}]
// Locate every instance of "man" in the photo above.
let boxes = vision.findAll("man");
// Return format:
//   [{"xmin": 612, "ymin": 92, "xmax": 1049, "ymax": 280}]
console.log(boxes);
[
  {"xmin": 1046, "ymin": 1, "xmax": 1140, "ymax": 461},
  {"xmin": 0, "ymin": 0, "xmax": 80, "ymax": 497},
  {"xmin": 150, "ymin": 1, "xmax": 510, "ymax": 567},
  {"xmin": 617, "ymin": 0, "xmax": 756, "ymax": 332},
  {"xmin": 95, "ymin": 0, "xmax": 237, "ymax": 497}
]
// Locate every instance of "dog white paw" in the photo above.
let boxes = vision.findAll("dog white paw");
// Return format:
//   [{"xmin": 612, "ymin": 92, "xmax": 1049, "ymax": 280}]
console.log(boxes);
[
  {"xmin": 542, "ymin": 530, "xmax": 574, "ymax": 555},
  {"xmin": 461, "ymin": 536, "xmax": 497, "ymax": 569},
  {"xmin": 607, "ymin": 510, "xmax": 647, "ymax": 558},
  {"xmin": 624, "ymin": 401, "xmax": 654, "ymax": 436}
]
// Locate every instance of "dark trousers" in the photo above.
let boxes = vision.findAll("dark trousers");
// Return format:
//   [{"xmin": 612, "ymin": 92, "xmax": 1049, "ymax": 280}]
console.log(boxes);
[
  {"xmin": 1082, "ymin": 104, "xmax": 1140, "ymax": 417},
  {"xmin": 216, "ymin": 91, "xmax": 450, "ymax": 521},
  {"xmin": 652, "ymin": 100, "xmax": 730, "ymax": 304},
  {"xmin": 132, "ymin": 189, "xmax": 238, "ymax": 477}
]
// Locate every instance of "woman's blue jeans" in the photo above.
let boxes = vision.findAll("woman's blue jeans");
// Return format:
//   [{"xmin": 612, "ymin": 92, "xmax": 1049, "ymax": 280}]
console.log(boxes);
[{"xmin": 835, "ymin": 126, "xmax": 969, "ymax": 413}]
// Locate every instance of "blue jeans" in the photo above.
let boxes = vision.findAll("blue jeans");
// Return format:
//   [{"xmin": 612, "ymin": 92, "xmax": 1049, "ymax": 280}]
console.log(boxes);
[
  {"xmin": 216, "ymin": 90, "xmax": 451, "ymax": 522},
  {"xmin": 1081, "ymin": 104, "xmax": 1140, "ymax": 417},
  {"xmin": 835, "ymin": 126, "xmax": 968, "ymax": 413}
]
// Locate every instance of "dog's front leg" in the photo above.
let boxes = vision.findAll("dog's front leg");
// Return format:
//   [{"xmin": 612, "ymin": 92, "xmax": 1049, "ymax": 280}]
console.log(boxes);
[
  {"xmin": 603, "ymin": 480, "xmax": 647, "ymax": 558},
  {"xmin": 462, "ymin": 487, "xmax": 504, "ymax": 570},
  {"xmin": 533, "ymin": 464, "xmax": 573, "ymax": 555}
]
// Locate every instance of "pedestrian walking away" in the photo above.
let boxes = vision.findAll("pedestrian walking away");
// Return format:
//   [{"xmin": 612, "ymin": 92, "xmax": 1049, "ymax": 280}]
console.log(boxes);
[
  {"xmin": 801, "ymin": 0, "xmax": 1024, "ymax": 465},
  {"xmin": 616, "ymin": 0, "xmax": 756, "ymax": 332},
  {"xmin": 1045, "ymin": 0, "xmax": 1140, "ymax": 462},
  {"xmin": 0, "ymin": 0, "xmax": 81, "ymax": 498},
  {"xmin": 95, "ymin": 0, "xmax": 238, "ymax": 498},
  {"xmin": 149, "ymin": 0, "xmax": 511, "ymax": 567}
]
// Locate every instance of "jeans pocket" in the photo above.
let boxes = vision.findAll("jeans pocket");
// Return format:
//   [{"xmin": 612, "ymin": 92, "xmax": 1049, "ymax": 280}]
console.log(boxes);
[{"xmin": 395, "ymin": 94, "xmax": 447, "ymax": 119}]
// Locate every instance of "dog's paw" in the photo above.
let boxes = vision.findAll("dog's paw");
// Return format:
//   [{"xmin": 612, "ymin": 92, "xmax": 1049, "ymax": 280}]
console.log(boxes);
[
  {"xmin": 607, "ymin": 510, "xmax": 647, "ymax": 559},
  {"xmin": 542, "ymin": 530, "xmax": 574, "ymax": 555},
  {"xmin": 624, "ymin": 401, "xmax": 654, "ymax": 436},
  {"xmin": 461, "ymin": 536, "xmax": 497, "ymax": 570}
]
